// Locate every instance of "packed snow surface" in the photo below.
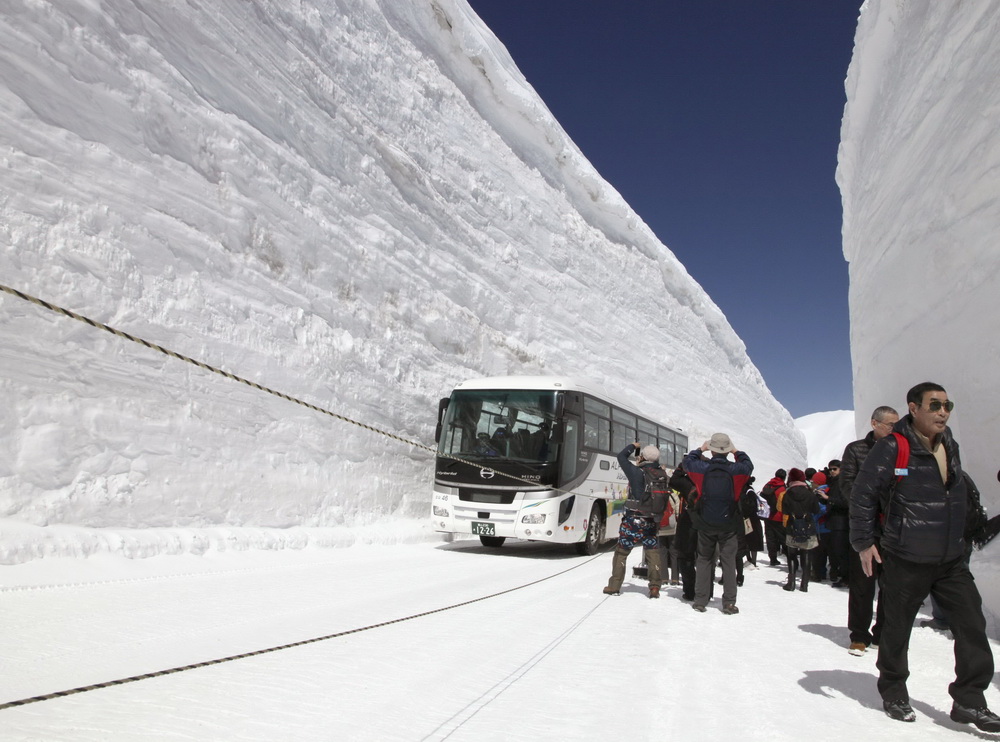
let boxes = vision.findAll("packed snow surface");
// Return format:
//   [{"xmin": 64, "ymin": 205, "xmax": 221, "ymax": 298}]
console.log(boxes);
[
  {"xmin": 1, "ymin": 0, "xmax": 803, "ymax": 563},
  {"xmin": 4, "ymin": 541, "xmax": 1000, "ymax": 740}
]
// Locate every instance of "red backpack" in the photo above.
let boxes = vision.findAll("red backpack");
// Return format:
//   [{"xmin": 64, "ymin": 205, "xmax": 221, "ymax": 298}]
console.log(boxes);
[
  {"xmin": 879, "ymin": 432, "xmax": 910, "ymax": 522},
  {"xmin": 892, "ymin": 432, "xmax": 910, "ymax": 483},
  {"xmin": 659, "ymin": 493, "xmax": 677, "ymax": 529}
]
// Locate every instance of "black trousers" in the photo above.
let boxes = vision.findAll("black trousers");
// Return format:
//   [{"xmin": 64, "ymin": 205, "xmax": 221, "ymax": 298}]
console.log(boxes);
[
  {"xmin": 828, "ymin": 528, "xmax": 851, "ymax": 582},
  {"xmin": 812, "ymin": 532, "xmax": 830, "ymax": 580},
  {"xmin": 678, "ymin": 557, "xmax": 696, "ymax": 598},
  {"xmin": 848, "ymin": 547, "xmax": 883, "ymax": 645},
  {"xmin": 877, "ymin": 552, "xmax": 994, "ymax": 706},
  {"xmin": 764, "ymin": 520, "xmax": 785, "ymax": 562}
]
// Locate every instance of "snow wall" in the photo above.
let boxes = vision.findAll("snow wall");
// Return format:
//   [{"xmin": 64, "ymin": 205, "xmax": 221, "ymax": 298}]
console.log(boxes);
[
  {"xmin": 0, "ymin": 0, "xmax": 804, "ymax": 563},
  {"xmin": 839, "ymin": 0, "xmax": 1000, "ymax": 505},
  {"xmin": 839, "ymin": 0, "xmax": 1000, "ymax": 617}
]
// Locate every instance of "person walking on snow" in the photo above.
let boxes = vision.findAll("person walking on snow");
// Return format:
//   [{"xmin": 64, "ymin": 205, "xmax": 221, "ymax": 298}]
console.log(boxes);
[
  {"xmin": 841, "ymin": 405, "xmax": 899, "ymax": 656},
  {"xmin": 851, "ymin": 382, "xmax": 999, "ymax": 730}
]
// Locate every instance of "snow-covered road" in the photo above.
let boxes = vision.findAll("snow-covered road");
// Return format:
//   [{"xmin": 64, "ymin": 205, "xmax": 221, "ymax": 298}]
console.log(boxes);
[{"xmin": 3, "ymin": 540, "xmax": 999, "ymax": 740}]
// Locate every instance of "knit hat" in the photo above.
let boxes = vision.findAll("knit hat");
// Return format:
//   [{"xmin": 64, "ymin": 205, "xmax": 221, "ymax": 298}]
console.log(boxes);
[
  {"xmin": 812, "ymin": 472, "xmax": 827, "ymax": 486},
  {"xmin": 708, "ymin": 433, "xmax": 733, "ymax": 454},
  {"xmin": 640, "ymin": 445, "xmax": 660, "ymax": 463},
  {"xmin": 788, "ymin": 468, "xmax": 806, "ymax": 483}
]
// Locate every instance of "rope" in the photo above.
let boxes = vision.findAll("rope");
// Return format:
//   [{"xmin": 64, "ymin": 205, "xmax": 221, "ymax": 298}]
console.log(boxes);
[
  {"xmin": 0, "ymin": 282, "xmax": 428, "ymax": 450},
  {"xmin": 0, "ymin": 551, "xmax": 606, "ymax": 711},
  {"xmin": 0, "ymin": 282, "xmax": 573, "ymax": 493}
]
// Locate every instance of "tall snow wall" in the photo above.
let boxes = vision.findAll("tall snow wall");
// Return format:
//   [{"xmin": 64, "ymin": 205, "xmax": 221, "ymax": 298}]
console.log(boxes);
[
  {"xmin": 838, "ymin": 0, "xmax": 1000, "ymax": 500},
  {"xmin": 0, "ymin": 0, "xmax": 803, "ymax": 562},
  {"xmin": 839, "ymin": 0, "xmax": 1000, "ymax": 623}
]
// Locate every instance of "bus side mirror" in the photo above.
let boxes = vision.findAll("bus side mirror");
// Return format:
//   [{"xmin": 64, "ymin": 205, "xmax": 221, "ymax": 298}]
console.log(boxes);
[{"xmin": 435, "ymin": 397, "xmax": 450, "ymax": 443}]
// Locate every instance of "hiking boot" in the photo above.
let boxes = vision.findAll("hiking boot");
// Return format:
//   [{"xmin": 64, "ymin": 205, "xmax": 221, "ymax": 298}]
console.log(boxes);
[
  {"xmin": 830, "ymin": 580, "xmax": 849, "ymax": 589},
  {"xmin": 883, "ymin": 699, "xmax": 916, "ymax": 722},
  {"xmin": 722, "ymin": 603, "xmax": 739, "ymax": 615},
  {"xmin": 681, "ymin": 593, "xmax": 694, "ymax": 602},
  {"xmin": 848, "ymin": 642, "xmax": 867, "ymax": 656},
  {"xmin": 950, "ymin": 703, "xmax": 1000, "ymax": 732},
  {"xmin": 691, "ymin": 603, "xmax": 707, "ymax": 613},
  {"xmin": 602, "ymin": 586, "xmax": 620, "ymax": 595},
  {"xmin": 648, "ymin": 584, "xmax": 660, "ymax": 599}
]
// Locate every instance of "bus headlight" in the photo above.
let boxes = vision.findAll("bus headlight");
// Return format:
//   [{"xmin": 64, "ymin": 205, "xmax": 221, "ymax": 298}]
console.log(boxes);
[
  {"xmin": 521, "ymin": 513, "xmax": 546, "ymax": 524},
  {"xmin": 433, "ymin": 506, "xmax": 449, "ymax": 517}
]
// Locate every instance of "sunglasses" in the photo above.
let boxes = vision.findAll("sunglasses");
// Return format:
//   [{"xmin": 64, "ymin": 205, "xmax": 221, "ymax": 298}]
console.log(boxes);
[{"xmin": 925, "ymin": 399, "xmax": 955, "ymax": 413}]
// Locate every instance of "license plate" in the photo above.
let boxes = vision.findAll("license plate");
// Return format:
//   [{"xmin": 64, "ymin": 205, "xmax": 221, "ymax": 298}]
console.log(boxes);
[{"xmin": 471, "ymin": 521, "xmax": 495, "ymax": 536}]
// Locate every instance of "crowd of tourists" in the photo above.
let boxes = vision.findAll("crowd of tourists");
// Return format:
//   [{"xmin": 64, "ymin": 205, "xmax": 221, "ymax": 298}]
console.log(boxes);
[{"xmin": 601, "ymin": 381, "xmax": 1000, "ymax": 733}]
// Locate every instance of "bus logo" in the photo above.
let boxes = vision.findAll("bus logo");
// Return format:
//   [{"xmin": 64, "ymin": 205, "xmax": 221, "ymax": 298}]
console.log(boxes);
[{"xmin": 480, "ymin": 468, "xmax": 496, "ymax": 480}]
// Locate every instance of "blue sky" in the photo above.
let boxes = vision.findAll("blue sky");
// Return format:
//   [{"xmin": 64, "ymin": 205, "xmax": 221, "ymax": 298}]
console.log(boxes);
[{"xmin": 465, "ymin": 0, "xmax": 864, "ymax": 418}]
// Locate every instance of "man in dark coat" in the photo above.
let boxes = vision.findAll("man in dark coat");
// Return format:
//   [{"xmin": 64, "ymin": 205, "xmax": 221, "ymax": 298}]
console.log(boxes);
[
  {"xmin": 851, "ymin": 382, "xmax": 998, "ymax": 730},
  {"xmin": 841, "ymin": 405, "xmax": 898, "ymax": 656},
  {"xmin": 825, "ymin": 460, "xmax": 850, "ymax": 587},
  {"xmin": 684, "ymin": 433, "xmax": 753, "ymax": 615},
  {"xmin": 670, "ymin": 463, "xmax": 698, "ymax": 601}
]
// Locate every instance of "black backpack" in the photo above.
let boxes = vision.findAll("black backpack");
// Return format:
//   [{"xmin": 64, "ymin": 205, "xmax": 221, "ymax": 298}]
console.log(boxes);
[
  {"xmin": 631, "ymin": 466, "xmax": 670, "ymax": 519},
  {"xmin": 694, "ymin": 460, "xmax": 737, "ymax": 526},
  {"xmin": 789, "ymin": 515, "xmax": 816, "ymax": 542},
  {"xmin": 760, "ymin": 482, "xmax": 778, "ymax": 514}
]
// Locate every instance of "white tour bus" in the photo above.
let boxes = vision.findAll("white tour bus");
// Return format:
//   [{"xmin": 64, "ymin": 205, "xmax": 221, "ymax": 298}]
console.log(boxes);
[{"xmin": 431, "ymin": 376, "xmax": 688, "ymax": 554}]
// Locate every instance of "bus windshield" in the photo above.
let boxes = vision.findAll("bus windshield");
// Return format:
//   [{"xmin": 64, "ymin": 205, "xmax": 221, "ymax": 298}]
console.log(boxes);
[{"xmin": 438, "ymin": 390, "xmax": 560, "ymax": 464}]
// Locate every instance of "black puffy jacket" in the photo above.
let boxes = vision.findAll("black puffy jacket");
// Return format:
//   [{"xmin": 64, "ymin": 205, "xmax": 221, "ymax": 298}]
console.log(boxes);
[
  {"xmin": 825, "ymin": 476, "xmax": 849, "ymax": 531},
  {"xmin": 850, "ymin": 415, "xmax": 967, "ymax": 564},
  {"xmin": 840, "ymin": 431, "xmax": 875, "ymax": 504}
]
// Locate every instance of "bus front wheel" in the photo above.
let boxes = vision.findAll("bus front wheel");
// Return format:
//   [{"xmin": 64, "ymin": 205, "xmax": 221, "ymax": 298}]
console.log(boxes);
[
  {"xmin": 480, "ymin": 535, "xmax": 506, "ymax": 548},
  {"xmin": 576, "ymin": 504, "xmax": 606, "ymax": 556}
]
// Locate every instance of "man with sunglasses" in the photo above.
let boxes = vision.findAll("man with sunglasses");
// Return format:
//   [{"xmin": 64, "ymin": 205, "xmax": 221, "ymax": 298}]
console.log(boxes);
[{"xmin": 851, "ymin": 382, "xmax": 998, "ymax": 730}]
